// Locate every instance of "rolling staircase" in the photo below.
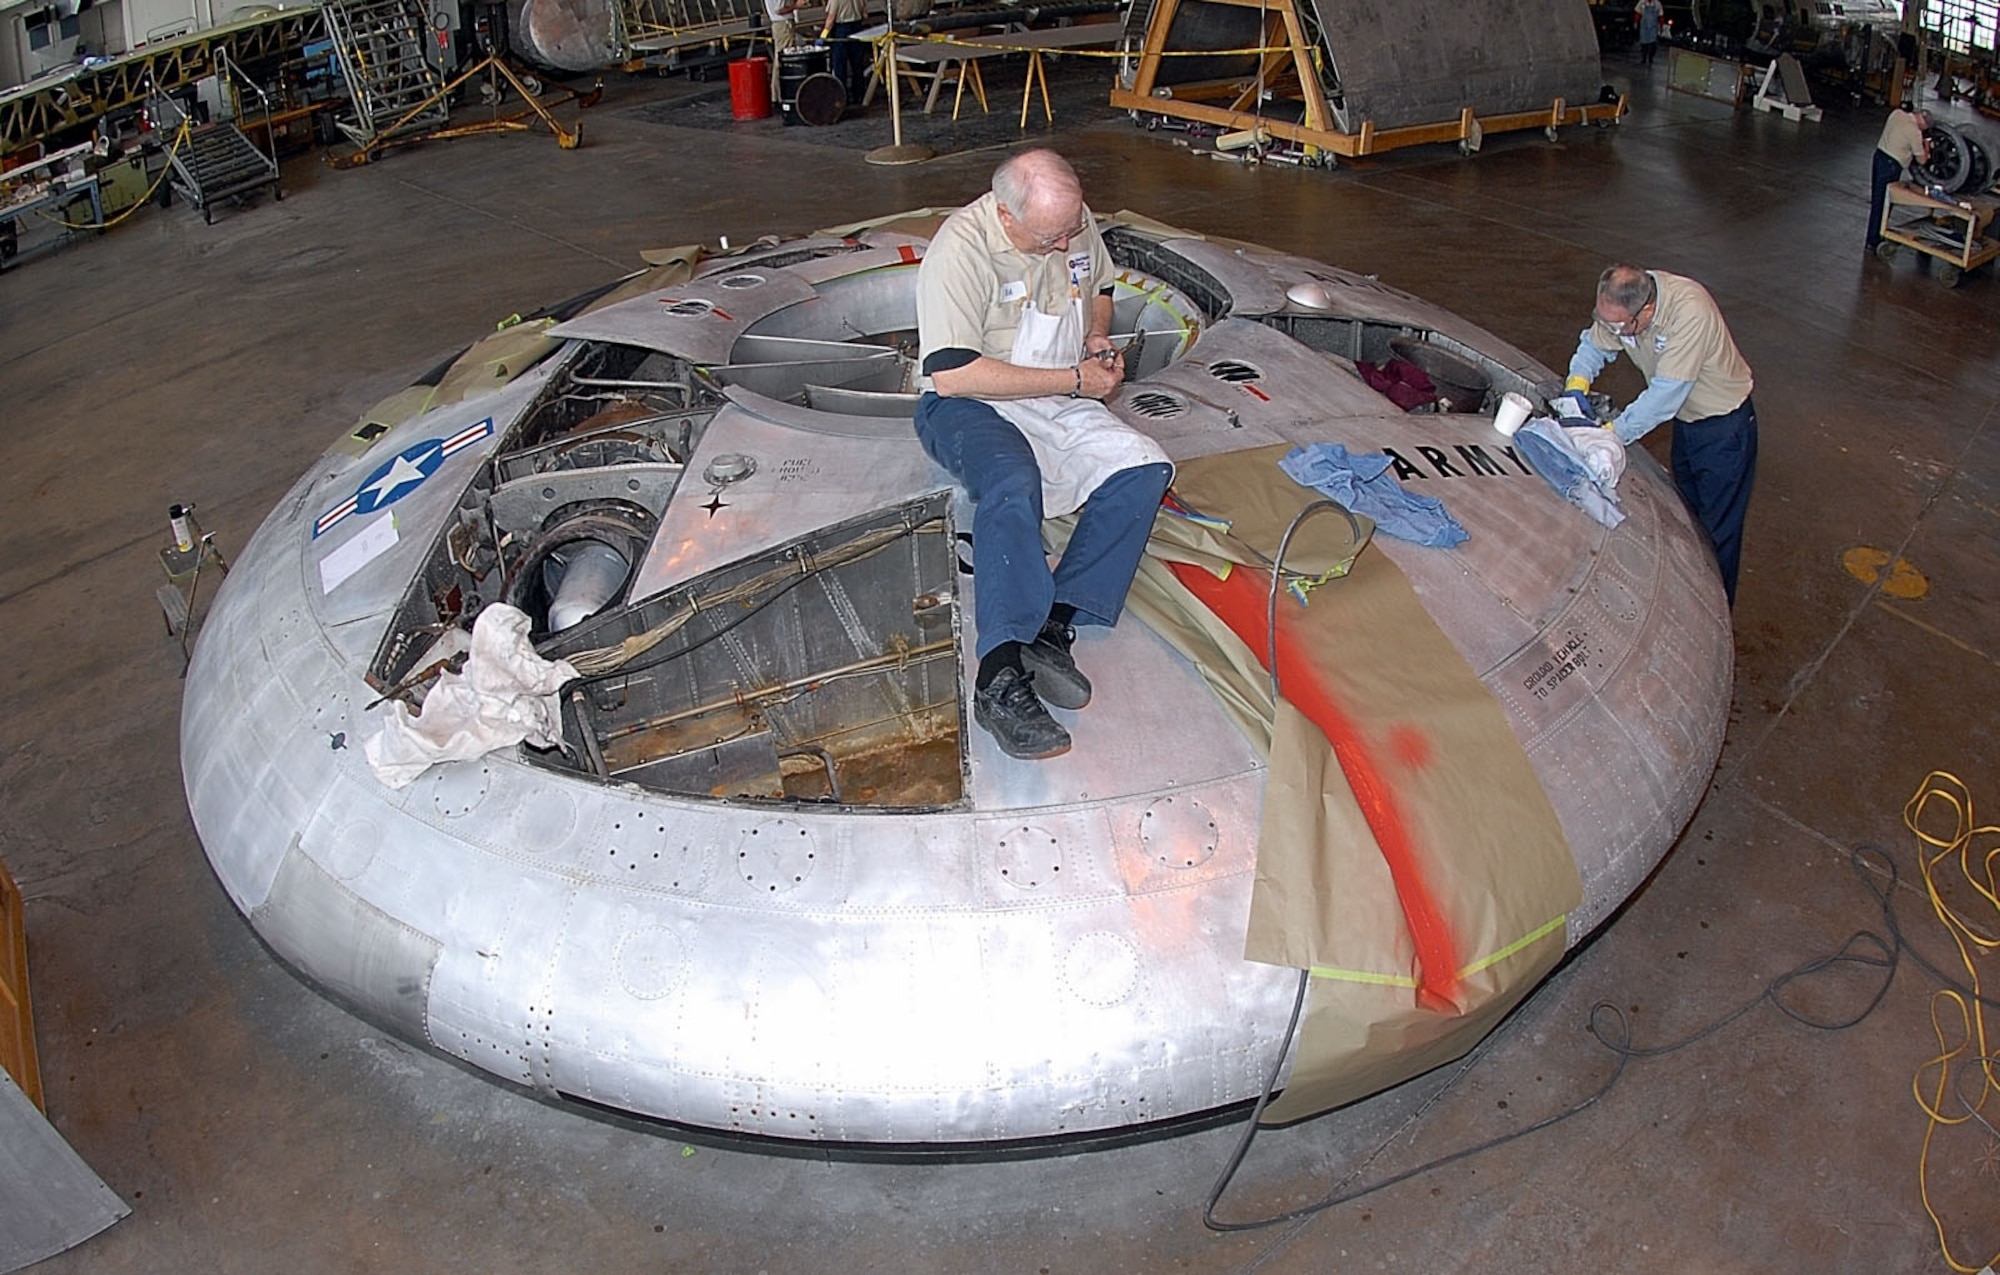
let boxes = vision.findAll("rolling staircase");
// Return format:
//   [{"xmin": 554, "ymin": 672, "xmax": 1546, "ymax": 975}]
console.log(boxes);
[
  {"xmin": 322, "ymin": 0, "xmax": 450, "ymax": 146},
  {"xmin": 150, "ymin": 67, "xmax": 282, "ymax": 225}
]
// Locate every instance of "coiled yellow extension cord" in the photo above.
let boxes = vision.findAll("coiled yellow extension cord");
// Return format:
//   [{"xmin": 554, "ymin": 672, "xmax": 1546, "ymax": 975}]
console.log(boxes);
[{"xmin": 1905, "ymin": 770, "xmax": 2000, "ymax": 1274}]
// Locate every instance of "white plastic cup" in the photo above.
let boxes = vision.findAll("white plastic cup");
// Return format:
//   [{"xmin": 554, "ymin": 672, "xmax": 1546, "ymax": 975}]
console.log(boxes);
[{"xmin": 1493, "ymin": 391, "xmax": 1533, "ymax": 438}]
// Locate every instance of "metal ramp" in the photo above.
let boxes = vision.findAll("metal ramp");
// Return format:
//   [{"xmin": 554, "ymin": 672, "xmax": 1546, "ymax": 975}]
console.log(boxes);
[
  {"xmin": 322, "ymin": 0, "xmax": 449, "ymax": 146},
  {"xmin": 620, "ymin": 0, "xmax": 759, "ymax": 55},
  {"xmin": 151, "ymin": 83, "xmax": 282, "ymax": 224}
]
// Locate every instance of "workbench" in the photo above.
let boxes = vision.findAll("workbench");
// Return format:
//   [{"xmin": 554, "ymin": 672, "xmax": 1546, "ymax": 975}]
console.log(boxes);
[
  {"xmin": 860, "ymin": 32, "xmax": 1004, "ymax": 117},
  {"xmin": 1875, "ymin": 181, "xmax": 2000, "ymax": 287},
  {"xmin": 0, "ymin": 145, "xmax": 103, "ymax": 269},
  {"xmin": 861, "ymin": 22, "xmax": 1120, "ymax": 125},
  {"xmin": 955, "ymin": 24, "xmax": 1121, "ymax": 127}
]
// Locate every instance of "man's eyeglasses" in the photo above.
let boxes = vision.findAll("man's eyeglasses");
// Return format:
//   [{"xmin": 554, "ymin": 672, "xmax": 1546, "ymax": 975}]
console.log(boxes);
[
  {"xmin": 1597, "ymin": 303, "xmax": 1653, "ymax": 336},
  {"xmin": 1026, "ymin": 220, "xmax": 1088, "ymax": 252},
  {"xmin": 1004, "ymin": 205, "xmax": 1089, "ymax": 252}
]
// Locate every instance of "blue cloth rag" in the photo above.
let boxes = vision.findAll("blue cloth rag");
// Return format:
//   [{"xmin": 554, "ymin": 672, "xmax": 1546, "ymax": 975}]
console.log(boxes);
[
  {"xmin": 1513, "ymin": 417, "xmax": 1626, "ymax": 529},
  {"xmin": 1279, "ymin": 444, "xmax": 1469, "ymax": 549}
]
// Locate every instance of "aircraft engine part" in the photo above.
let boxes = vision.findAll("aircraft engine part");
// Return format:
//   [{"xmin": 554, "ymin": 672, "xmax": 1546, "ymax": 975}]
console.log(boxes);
[
  {"xmin": 502, "ymin": 506, "xmax": 652, "ymax": 635},
  {"xmin": 1960, "ymin": 134, "xmax": 1991, "ymax": 196},
  {"xmin": 181, "ymin": 220, "xmax": 1731, "ymax": 1146},
  {"xmin": 543, "ymin": 540, "xmax": 631, "ymax": 631},
  {"xmin": 1920, "ymin": 122, "xmax": 1974, "ymax": 194},
  {"xmin": 511, "ymin": 0, "xmax": 623, "ymax": 72}
]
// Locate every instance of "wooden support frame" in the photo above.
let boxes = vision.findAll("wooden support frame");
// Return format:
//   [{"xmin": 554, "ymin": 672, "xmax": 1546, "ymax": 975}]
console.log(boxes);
[
  {"xmin": 0, "ymin": 858, "xmax": 41, "ymax": 1112},
  {"xmin": 1107, "ymin": 0, "xmax": 1623, "ymax": 158},
  {"xmin": 1115, "ymin": 0, "xmax": 1335, "ymax": 137}
]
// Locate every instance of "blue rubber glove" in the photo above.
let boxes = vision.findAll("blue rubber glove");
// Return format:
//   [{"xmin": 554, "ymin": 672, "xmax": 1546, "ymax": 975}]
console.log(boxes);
[{"xmin": 1552, "ymin": 389, "xmax": 1596, "ymax": 422}]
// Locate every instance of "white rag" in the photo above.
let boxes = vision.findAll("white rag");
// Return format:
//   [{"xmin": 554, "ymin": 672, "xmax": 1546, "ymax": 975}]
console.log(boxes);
[
  {"xmin": 1566, "ymin": 425, "xmax": 1627, "ymax": 487},
  {"xmin": 363, "ymin": 604, "xmax": 581, "ymax": 789}
]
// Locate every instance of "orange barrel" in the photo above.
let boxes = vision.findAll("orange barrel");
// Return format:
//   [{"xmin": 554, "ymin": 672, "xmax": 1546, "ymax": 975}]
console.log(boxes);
[{"xmin": 729, "ymin": 57, "xmax": 773, "ymax": 120}]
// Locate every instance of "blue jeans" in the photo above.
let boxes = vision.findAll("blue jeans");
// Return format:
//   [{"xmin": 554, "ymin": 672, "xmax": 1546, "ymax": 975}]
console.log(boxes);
[
  {"xmin": 828, "ymin": 21, "xmax": 867, "ymax": 101},
  {"xmin": 1867, "ymin": 148, "xmax": 1902, "ymax": 248},
  {"xmin": 915, "ymin": 393, "xmax": 1172, "ymax": 658},
  {"xmin": 1671, "ymin": 396, "xmax": 1758, "ymax": 606}
]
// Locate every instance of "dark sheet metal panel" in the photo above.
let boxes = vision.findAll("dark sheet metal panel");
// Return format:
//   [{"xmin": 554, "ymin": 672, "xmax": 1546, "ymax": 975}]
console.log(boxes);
[
  {"xmin": 1310, "ymin": 0, "xmax": 1604, "ymax": 131},
  {"xmin": 0, "ymin": 1071, "xmax": 128, "ymax": 1273}
]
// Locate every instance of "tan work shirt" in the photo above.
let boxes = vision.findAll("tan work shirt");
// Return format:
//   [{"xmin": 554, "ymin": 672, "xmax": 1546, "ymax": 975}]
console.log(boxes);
[
  {"xmin": 1877, "ymin": 109, "xmax": 1927, "ymax": 168},
  {"xmin": 916, "ymin": 191, "xmax": 1112, "ymax": 371},
  {"xmin": 1586, "ymin": 271, "xmax": 1753, "ymax": 422}
]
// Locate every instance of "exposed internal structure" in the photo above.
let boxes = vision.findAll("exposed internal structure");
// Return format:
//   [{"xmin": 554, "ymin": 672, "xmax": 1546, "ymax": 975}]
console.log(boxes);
[{"xmin": 364, "ymin": 231, "xmax": 1527, "ymax": 813}]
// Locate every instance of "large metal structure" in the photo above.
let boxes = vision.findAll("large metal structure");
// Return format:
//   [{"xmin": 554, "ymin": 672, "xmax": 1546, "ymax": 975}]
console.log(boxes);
[
  {"xmin": 181, "ymin": 221, "xmax": 1730, "ymax": 1145},
  {"xmin": 0, "ymin": 9, "xmax": 323, "ymax": 161},
  {"xmin": 615, "ymin": 0, "xmax": 760, "ymax": 57},
  {"xmin": 1110, "ymin": 0, "xmax": 1624, "ymax": 158}
]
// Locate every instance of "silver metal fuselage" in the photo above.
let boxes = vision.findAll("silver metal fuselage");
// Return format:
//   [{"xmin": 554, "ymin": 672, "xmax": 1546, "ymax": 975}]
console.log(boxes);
[{"xmin": 180, "ymin": 223, "xmax": 1730, "ymax": 1143}]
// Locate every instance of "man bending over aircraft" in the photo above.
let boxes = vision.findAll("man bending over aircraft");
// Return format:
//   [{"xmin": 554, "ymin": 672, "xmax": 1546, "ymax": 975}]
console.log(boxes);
[{"xmin": 1561, "ymin": 263, "xmax": 1757, "ymax": 606}]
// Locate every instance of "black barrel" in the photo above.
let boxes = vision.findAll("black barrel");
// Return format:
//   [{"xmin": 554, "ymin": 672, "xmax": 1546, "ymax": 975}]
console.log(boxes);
[{"xmin": 778, "ymin": 45, "xmax": 831, "ymax": 125}]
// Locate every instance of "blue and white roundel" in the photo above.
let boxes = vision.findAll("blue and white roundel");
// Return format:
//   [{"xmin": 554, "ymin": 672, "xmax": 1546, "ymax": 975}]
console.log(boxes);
[{"xmin": 315, "ymin": 418, "xmax": 493, "ymax": 538}]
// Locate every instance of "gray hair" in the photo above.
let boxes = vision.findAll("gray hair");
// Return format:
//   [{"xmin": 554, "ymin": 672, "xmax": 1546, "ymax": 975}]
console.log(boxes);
[
  {"xmin": 1597, "ymin": 264, "xmax": 1656, "ymax": 315},
  {"xmin": 993, "ymin": 149, "xmax": 1081, "ymax": 219}
]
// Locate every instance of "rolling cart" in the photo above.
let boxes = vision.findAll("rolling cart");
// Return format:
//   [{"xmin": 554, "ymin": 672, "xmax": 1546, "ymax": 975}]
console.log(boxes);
[{"xmin": 1875, "ymin": 181, "xmax": 2000, "ymax": 288}]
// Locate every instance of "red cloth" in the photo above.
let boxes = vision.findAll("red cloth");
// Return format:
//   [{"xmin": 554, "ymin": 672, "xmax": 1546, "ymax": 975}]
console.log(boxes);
[{"xmin": 1356, "ymin": 358, "xmax": 1437, "ymax": 412}]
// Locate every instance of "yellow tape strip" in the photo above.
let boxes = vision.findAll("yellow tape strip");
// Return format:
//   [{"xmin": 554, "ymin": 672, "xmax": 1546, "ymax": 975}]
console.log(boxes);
[
  {"xmin": 1460, "ymin": 914, "xmax": 1569, "ymax": 978},
  {"xmin": 1307, "ymin": 914, "xmax": 1568, "ymax": 988}
]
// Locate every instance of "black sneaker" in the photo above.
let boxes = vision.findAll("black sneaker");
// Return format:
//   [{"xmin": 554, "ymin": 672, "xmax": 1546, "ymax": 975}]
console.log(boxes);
[
  {"xmin": 1019, "ymin": 620, "xmax": 1091, "ymax": 710},
  {"xmin": 973, "ymin": 665, "xmax": 1071, "ymax": 760}
]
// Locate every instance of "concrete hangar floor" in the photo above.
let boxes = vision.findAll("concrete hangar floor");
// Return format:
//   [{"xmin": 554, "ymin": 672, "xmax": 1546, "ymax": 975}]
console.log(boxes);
[{"xmin": 2, "ymin": 44, "xmax": 1996, "ymax": 1275}]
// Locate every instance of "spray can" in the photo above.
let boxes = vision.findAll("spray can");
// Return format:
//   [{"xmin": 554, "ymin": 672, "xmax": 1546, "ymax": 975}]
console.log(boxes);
[{"xmin": 170, "ymin": 504, "xmax": 197, "ymax": 553}]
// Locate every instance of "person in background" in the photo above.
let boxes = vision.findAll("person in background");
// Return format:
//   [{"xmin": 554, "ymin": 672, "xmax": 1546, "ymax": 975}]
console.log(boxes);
[
  {"xmin": 1635, "ymin": 0, "xmax": 1664, "ymax": 65},
  {"xmin": 764, "ymin": 0, "xmax": 798, "ymax": 102},
  {"xmin": 914, "ymin": 150, "xmax": 1173, "ymax": 759},
  {"xmin": 1868, "ymin": 104, "xmax": 1931, "ymax": 253},
  {"xmin": 823, "ymin": 0, "xmax": 869, "ymax": 107},
  {"xmin": 1561, "ymin": 264, "xmax": 1757, "ymax": 605}
]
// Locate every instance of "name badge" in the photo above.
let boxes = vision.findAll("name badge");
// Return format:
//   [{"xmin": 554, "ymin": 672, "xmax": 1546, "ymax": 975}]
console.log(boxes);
[
  {"xmin": 1067, "ymin": 251, "xmax": 1092, "ymax": 277},
  {"xmin": 1653, "ymin": 332, "xmax": 1669, "ymax": 353},
  {"xmin": 1000, "ymin": 280, "xmax": 1028, "ymax": 303}
]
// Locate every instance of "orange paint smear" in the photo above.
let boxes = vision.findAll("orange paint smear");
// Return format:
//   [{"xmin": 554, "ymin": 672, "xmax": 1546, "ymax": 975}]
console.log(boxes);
[
  {"xmin": 1388, "ymin": 724, "xmax": 1431, "ymax": 772},
  {"xmin": 1169, "ymin": 562, "xmax": 1462, "ymax": 1008}
]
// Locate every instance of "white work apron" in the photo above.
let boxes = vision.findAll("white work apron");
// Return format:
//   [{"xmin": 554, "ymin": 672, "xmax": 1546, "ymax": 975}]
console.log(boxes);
[{"xmin": 990, "ymin": 293, "xmax": 1170, "ymax": 518}]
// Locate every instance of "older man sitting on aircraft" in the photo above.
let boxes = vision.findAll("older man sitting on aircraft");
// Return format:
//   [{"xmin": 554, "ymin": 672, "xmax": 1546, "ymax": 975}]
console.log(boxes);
[{"xmin": 913, "ymin": 150, "xmax": 1173, "ymax": 761}]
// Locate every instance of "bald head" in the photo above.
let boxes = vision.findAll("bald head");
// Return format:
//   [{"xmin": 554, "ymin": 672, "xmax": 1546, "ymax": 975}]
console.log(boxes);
[
  {"xmin": 992, "ymin": 150, "xmax": 1087, "ymax": 255},
  {"xmin": 1596, "ymin": 264, "xmax": 1655, "ymax": 315},
  {"xmin": 994, "ymin": 149, "xmax": 1082, "ymax": 218}
]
